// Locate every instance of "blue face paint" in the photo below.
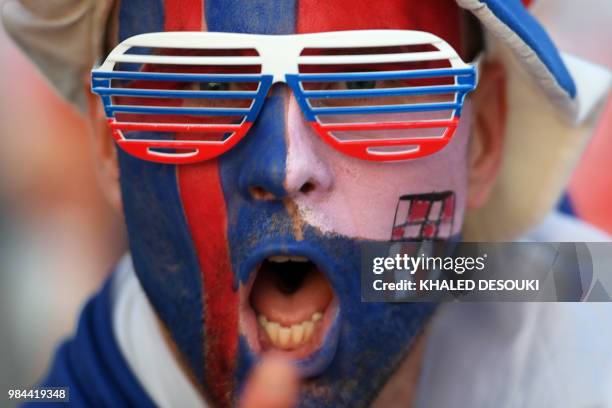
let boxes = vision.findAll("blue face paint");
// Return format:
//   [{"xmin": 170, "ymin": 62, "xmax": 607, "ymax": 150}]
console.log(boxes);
[
  {"xmin": 229, "ymin": 89, "xmax": 290, "ymax": 206},
  {"xmin": 115, "ymin": 0, "xmax": 207, "ymax": 384},
  {"xmin": 117, "ymin": 150, "xmax": 205, "ymax": 383},
  {"xmin": 205, "ymin": 0, "xmax": 297, "ymax": 34},
  {"xmin": 114, "ymin": 1, "xmax": 445, "ymax": 405},
  {"xmin": 118, "ymin": 0, "xmax": 164, "ymax": 46},
  {"xmin": 215, "ymin": 71, "xmax": 438, "ymax": 407}
]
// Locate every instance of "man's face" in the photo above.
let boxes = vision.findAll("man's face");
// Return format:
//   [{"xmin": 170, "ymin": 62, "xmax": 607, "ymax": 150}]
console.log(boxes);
[{"xmin": 115, "ymin": 0, "xmax": 471, "ymax": 406}]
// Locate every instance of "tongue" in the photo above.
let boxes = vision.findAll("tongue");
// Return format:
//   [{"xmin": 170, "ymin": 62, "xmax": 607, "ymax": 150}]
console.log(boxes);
[{"xmin": 250, "ymin": 262, "xmax": 333, "ymax": 326}]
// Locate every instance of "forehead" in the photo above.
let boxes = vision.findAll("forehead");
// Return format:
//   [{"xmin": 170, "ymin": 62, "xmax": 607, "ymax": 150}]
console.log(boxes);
[{"xmin": 117, "ymin": 0, "xmax": 462, "ymax": 50}]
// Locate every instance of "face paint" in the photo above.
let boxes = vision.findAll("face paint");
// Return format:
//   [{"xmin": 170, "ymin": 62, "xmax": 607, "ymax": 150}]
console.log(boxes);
[
  {"xmin": 287, "ymin": 97, "xmax": 472, "ymax": 240},
  {"xmin": 113, "ymin": 0, "xmax": 471, "ymax": 406},
  {"xmin": 115, "ymin": 0, "xmax": 207, "ymax": 384},
  {"xmin": 392, "ymin": 192, "xmax": 456, "ymax": 241}
]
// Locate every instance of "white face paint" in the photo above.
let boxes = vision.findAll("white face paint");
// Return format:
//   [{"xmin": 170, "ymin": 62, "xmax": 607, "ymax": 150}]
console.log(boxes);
[{"xmin": 284, "ymin": 95, "xmax": 473, "ymax": 240}]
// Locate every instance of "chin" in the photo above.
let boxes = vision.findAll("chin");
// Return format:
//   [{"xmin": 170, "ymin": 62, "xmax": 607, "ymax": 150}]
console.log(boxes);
[{"xmin": 228, "ymin": 225, "xmax": 438, "ymax": 407}]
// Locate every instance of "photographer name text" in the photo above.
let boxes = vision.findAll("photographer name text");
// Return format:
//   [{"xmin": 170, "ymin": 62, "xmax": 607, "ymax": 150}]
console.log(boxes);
[{"xmin": 371, "ymin": 254, "xmax": 539, "ymax": 293}]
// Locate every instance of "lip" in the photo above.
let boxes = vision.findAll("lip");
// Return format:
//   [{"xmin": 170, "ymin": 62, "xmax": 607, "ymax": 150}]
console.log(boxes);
[{"xmin": 237, "ymin": 240, "xmax": 342, "ymax": 377}]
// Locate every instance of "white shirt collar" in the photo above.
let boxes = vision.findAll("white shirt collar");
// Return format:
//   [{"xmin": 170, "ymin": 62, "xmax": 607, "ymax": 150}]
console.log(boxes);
[{"xmin": 111, "ymin": 254, "xmax": 207, "ymax": 408}]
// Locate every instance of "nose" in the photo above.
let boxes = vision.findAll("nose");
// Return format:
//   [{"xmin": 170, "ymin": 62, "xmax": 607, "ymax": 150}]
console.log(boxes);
[
  {"xmin": 284, "ymin": 96, "xmax": 333, "ymax": 198},
  {"xmin": 237, "ymin": 84, "xmax": 333, "ymax": 202}
]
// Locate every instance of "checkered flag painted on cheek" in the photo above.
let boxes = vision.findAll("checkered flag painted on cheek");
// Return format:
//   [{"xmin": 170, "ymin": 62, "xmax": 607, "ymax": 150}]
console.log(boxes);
[{"xmin": 391, "ymin": 191, "xmax": 455, "ymax": 241}]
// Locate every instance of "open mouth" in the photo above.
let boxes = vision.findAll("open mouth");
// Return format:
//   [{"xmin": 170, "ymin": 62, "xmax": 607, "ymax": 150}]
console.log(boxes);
[{"xmin": 241, "ymin": 254, "xmax": 340, "ymax": 373}]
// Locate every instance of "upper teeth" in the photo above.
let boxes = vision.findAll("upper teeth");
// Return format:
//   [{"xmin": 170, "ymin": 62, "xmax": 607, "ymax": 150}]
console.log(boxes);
[{"xmin": 267, "ymin": 255, "xmax": 309, "ymax": 263}]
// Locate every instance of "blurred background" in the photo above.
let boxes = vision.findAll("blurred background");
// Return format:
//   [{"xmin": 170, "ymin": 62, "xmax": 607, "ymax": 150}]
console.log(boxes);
[
  {"xmin": 0, "ymin": 0, "xmax": 127, "ymax": 394},
  {"xmin": 0, "ymin": 0, "xmax": 610, "ymax": 398}
]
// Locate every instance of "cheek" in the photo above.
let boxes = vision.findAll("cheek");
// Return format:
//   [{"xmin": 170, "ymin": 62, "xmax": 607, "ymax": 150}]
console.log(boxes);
[
  {"xmin": 116, "ymin": 149, "xmax": 206, "ymax": 382},
  {"xmin": 177, "ymin": 159, "xmax": 240, "ymax": 404},
  {"xmin": 289, "ymin": 100, "xmax": 474, "ymax": 240}
]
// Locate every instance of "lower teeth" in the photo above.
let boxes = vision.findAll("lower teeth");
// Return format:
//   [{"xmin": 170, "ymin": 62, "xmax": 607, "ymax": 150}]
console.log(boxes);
[{"xmin": 258, "ymin": 313, "xmax": 321, "ymax": 349}]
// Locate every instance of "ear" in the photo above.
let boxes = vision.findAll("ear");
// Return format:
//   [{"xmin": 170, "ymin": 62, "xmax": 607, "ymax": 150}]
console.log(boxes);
[
  {"xmin": 84, "ymin": 81, "xmax": 123, "ymax": 214},
  {"xmin": 466, "ymin": 61, "xmax": 507, "ymax": 209}
]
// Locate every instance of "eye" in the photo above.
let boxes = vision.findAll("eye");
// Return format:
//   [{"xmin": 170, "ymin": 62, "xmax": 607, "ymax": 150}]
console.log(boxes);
[
  {"xmin": 199, "ymin": 81, "xmax": 231, "ymax": 91},
  {"xmin": 345, "ymin": 80, "xmax": 377, "ymax": 90}
]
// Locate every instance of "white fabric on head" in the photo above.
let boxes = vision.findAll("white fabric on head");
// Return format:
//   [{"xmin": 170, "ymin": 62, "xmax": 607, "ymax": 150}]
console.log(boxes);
[
  {"xmin": 463, "ymin": 34, "xmax": 610, "ymax": 241},
  {"xmin": 456, "ymin": 0, "xmax": 579, "ymax": 120},
  {"xmin": 1, "ymin": 0, "xmax": 113, "ymax": 111}
]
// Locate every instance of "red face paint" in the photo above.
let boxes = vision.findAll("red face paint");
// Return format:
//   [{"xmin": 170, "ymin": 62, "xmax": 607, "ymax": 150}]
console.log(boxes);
[
  {"xmin": 119, "ymin": 2, "xmax": 469, "ymax": 407},
  {"xmin": 163, "ymin": 1, "xmax": 239, "ymax": 405},
  {"xmin": 297, "ymin": 0, "xmax": 463, "ymax": 54}
]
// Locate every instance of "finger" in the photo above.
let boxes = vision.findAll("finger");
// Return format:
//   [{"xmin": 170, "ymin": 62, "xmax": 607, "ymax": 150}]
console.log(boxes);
[{"xmin": 239, "ymin": 353, "xmax": 299, "ymax": 408}]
